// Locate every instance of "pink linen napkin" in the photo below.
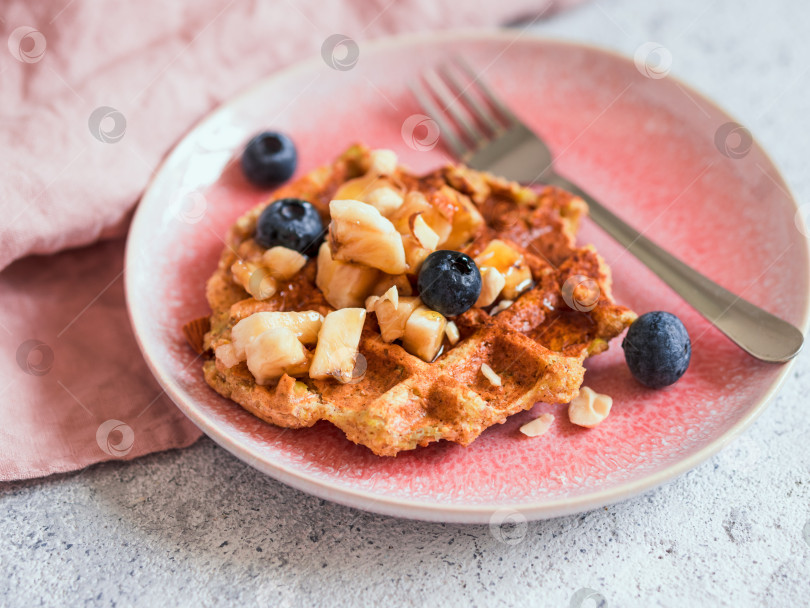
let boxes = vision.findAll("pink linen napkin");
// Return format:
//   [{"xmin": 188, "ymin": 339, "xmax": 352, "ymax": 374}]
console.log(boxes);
[{"xmin": 0, "ymin": 0, "xmax": 580, "ymax": 481}]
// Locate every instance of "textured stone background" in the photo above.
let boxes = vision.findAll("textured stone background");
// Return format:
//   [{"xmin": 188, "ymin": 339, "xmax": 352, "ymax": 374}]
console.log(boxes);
[{"xmin": 3, "ymin": 0, "xmax": 810, "ymax": 606}]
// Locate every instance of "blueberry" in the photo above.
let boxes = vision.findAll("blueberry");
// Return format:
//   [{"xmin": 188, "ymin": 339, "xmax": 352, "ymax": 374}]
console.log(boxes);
[
  {"xmin": 241, "ymin": 131, "xmax": 297, "ymax": 187},
  {"xmin": 622, "ymin": 311, "xmax": 691, "ymax": 388},
  {"xmin": 417, "ymin": 250, "xmax": 482, "ymax": 317},
  {"xmin": 255, "ymin": 198, "xmax": 324, "ymax": 256}
]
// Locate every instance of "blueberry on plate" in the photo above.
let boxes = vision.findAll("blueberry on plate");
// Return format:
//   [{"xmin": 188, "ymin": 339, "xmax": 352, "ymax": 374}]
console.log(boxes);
[
  {"xmin": 241, "ymin": 131, "xmax": 297, "ymax": 187},
  {"xmin": 255, "ymin": 198, "xmax": 324, "ymax": 256},
  {"xmin": 418, "ymin": 250, "xmax": 482, "ymax": 317},
  {"xmin": 622, "ymin": 311, "xmax": 691, "ymax": 388}
]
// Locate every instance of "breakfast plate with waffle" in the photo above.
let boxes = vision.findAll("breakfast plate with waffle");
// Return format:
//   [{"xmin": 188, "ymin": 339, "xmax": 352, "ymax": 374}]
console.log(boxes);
[{"xmin": 125, "ymin": 31, "xmax": 810, "ymax": 522}]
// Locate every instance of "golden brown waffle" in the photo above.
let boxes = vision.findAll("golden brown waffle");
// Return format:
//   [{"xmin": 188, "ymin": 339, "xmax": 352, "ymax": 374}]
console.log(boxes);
[{"xmin": 200, "ymin": 144, "xmax": 635, "ymax": 456}]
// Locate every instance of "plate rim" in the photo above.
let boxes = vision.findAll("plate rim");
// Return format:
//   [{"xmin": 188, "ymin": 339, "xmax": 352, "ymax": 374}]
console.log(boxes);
[{"xmin": 125, "ymin": 28, "xmax": 810, "ymax": 523}]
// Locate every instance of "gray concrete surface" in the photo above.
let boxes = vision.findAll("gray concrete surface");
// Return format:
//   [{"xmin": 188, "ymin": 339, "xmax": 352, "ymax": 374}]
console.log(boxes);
[{"xmin": 3, "ymin": 0, "xmax": 810, "ymax": 606}]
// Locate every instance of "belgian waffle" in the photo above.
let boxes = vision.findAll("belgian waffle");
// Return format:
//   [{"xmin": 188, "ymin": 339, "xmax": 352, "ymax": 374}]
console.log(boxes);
[{"xmin": 198, "ymin": 144, "xmax": 635, "ymax": 456}]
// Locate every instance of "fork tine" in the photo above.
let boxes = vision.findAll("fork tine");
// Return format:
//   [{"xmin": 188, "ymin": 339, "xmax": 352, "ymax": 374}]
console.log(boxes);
[
  {"xmin": 408, "ymin": 79, "xmax": 468, "ymax": 158},
  {"xmin": 422, "ymin": 68, "xmax": 487, "ymax": 148},
  {"xmin": 437, "ymin": 62, "xmax": 503, "ymax": 135},
  {"xmin": 453, "ymin": 57, "xmax": 520, "ymax": 126}
]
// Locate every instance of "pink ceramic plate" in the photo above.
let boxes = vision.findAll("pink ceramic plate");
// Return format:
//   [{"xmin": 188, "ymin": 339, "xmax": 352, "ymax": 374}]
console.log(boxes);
[{"xmin": 125, "ymin": 31, "xmax": 809, "ymax": 523}]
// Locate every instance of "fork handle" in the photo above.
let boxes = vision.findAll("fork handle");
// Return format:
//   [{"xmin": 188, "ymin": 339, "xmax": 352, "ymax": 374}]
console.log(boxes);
[{"xmin": 548, "ymin": 176, "xmax": 804, "ymax": 363}]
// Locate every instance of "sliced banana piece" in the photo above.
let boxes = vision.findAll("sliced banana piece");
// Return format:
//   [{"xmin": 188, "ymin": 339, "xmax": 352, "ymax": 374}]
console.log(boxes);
[
  {"xmin": 474, "ymin": 239, "xmax": 533, "ymax": 300},
  {"xmin": 310, "ymin": 308, "xmax": 367, "ymax": 383},
  {"xmin": 328, "ymin": 200, "xmax": 407, "ymax": 275},
  {"xmin": 245, "ymin": 327, "xmax": 310, "ymax": 385},
  {"xmin": 402, "ymin": 306, "xmax": 447, "ymax": 362},
  {"xmin": 261, "ymin": 246, "xmax": 308, "ymax": 281},
  {"xmin": 316, "ymin": 241, "xmax": 380, "ymax": 309},
  {"xmin": 368, "ymin": 149, "xmax": 398, "ymax": 175},
  {"xmin": 389, "ymin": 191, "xmax": 452, "ymax": 245},
  {"xmin": 475, "ymin": 267, "xmax": 506, "ymax": 307},
  {"xmin": 364, "ymin": 186, "xmax": 404, "ymax": 217},
  {"xmin": 231, "ymin": 310, "xmax": 323, "ymax": 361},
  {"xmin": 374, "ymin": 296, "xmax": 422, "ymax": 343}
]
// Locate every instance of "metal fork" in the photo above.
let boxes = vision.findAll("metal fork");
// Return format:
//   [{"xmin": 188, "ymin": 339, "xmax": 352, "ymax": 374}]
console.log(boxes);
[{"xmin": 411, "ymin": 59, "xmax": 804, "ymax": 363}]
